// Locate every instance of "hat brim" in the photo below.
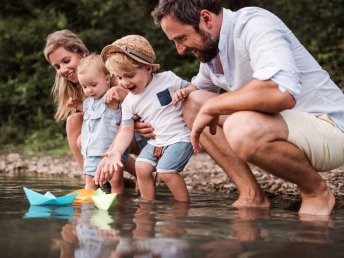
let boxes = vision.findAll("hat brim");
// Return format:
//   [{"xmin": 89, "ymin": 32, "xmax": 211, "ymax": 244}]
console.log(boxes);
[{"xmin": 101, "ymin": 44, "xmax": 160, "ymax": 72}]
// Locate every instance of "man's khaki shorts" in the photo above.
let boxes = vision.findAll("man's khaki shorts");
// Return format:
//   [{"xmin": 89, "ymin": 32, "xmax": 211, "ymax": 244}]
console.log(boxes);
[{"xmin": 281, "ymin": 110, "xmax": 344, "ymax": 171}]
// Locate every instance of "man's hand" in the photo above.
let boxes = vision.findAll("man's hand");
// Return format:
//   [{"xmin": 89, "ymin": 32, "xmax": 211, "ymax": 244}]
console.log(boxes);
[
  {"xmin": 133, "ymin": 114, "xmax": 155, "ymax": 138},
  {"xmin": 191, "ymin": 106, "xmax": 219, "ymax": 153}
]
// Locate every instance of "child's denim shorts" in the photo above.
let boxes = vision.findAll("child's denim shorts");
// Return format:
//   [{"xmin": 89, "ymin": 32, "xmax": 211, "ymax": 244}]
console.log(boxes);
[
  {"xmin": 83, "ymin": 148, "xmax": 130, "ymax": 176},
  {"xmin": 136, "ymin": 142, "xmax": 193, "ymax": 173}
]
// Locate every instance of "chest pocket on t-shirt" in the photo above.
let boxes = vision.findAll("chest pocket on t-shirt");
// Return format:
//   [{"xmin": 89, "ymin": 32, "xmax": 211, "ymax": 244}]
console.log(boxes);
[{"xmin": 156, "ymin": 89, "xmax": 172, "ymax": 106}]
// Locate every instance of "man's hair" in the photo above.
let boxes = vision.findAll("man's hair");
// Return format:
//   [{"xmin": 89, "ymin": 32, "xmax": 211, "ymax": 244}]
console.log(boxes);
[{"xmin": 151, "ymin": 0, "xmax": 222, "ymax": 31}]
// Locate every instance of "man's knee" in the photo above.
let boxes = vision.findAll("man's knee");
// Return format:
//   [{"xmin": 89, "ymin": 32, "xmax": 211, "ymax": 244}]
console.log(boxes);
[
  {"xmin": 183, "ymin": 92, "xmax": 201, "ymax": 127},
  {"xmin": 182, "ymin": 90, "xmax": 217, "ymax": 128},
  {"xmin": 223, "ymin": 112, "xmax": 263, "ymax": 161}
]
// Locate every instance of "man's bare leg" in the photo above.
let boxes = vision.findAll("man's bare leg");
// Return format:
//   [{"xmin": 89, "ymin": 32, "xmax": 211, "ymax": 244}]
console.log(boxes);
[
  {"xmin": 253, "ymin": 141, "xmax": 335, "ymax": 215},
  {"xmin": 183, "ymin": 91, "xmax": 269, "ymax": 207},
  {"xmin": 223, "ymin": 111, "xmax": 335, "ymax": 215}
]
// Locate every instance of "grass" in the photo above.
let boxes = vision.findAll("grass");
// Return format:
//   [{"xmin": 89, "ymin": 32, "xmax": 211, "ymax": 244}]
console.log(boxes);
[{"xmin": 0, "ymin": 126, "xmax": 71, "ymax": 158}]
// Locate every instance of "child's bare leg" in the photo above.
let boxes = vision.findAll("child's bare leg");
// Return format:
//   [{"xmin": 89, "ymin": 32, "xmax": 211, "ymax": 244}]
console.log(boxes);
[
  {"xmin": 110, "ymin": 166, "xmax": 125, "ymax": 194},
  {"xmin": 136, "ymin": 161, "xmax": 155, "ymax": 200},
  {"xmin": 159, "ymin": 173, "xmax": 189, "ymax": 202},
  {"xmin": 124, "ymin": 155, "xmax": 136, "ymax": 177},
  {"xmin": 85, "ymin": 175, "xmax": 97, "ymax": 190}
]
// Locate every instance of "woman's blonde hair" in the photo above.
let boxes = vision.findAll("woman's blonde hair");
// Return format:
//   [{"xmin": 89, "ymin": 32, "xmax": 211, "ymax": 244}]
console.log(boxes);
[{"xmin": 44, "ymin": 29, "xmax": 89, "ymax": 121}]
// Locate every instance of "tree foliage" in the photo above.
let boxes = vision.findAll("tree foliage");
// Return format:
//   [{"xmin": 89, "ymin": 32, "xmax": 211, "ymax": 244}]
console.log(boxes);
[{"xmin": 0, "ymin": 0, "xmax": 343, "ymax": 150}]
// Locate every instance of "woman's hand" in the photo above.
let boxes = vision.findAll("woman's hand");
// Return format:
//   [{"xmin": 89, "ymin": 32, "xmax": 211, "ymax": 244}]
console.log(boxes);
[{"xmin": 67, "ymin": 97, "xmax": 79, "ymax": 108}]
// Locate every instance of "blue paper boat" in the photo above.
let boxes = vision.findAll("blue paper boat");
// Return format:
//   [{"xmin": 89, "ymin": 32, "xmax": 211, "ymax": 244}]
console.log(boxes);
[{"xmin": 23, "ymin": 187, "xmax": 77, "ymax": 206}]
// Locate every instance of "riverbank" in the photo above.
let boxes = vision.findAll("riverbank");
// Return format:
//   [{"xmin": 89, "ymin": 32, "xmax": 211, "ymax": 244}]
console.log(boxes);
[{"xmin": 1, "ymin": 152, "xmax": 343, "ymax": 208}]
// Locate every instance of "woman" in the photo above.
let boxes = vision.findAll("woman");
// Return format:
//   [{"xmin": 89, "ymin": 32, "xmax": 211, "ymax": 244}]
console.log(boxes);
[{"xmin": 43, "ymin": 29, "xmax": 140, "ymax": 177}]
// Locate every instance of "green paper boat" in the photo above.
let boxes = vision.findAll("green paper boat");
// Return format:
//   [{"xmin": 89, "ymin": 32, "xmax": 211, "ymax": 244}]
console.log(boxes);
[{"xmin": 91, "ymin": 188, "xmax": 117, "ymax": 210}]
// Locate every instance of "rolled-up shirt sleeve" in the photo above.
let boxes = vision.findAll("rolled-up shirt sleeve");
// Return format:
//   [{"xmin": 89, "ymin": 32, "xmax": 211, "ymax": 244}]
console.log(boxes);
[
  {"xmin": 121, "ymin": 99, "xmax": 134, "ymax": 125},
  {"xmin": 191, "ymin": 63, "xmax": 221, "ymax": 93},
  {"xmin": 238, "ymin": 14, "xmax": 302, "ymax": 98}
]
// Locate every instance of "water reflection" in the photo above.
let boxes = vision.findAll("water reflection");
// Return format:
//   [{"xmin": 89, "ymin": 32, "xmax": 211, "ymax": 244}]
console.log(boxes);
[
  {"xmin": 229, "ymin": 207, "xmax": 270, "ymax": 241},
  {"xmin": 24, "ymin": 205, "xmax": 75, "ymax": 219},
  {"xmin": 198, "ymin": 208, "xmax": 340, "ymax": 258},
  {"xmin": 1, "ymin": 176, "xmax": 344, "ymax": 258},
  {"xmin": 199, "ymin": 207, "xmax": 269, "ymax": 257},
  {"xmin": 298, "ymin": 214, "xmax": 334, "ymax": 244},
  {"xmin": 56, "ymin": 200, "xmax": 192, "ymax": 257},
  {"xmin": 59, "ymin": 203, "xmax": 118, "ymax": 258}
]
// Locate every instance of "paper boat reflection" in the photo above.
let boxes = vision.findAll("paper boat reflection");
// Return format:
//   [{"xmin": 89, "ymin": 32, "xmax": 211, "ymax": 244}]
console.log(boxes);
[
  {"xmin": 90, "ymin": 209, "xmax": 114, "ymax": 230},
  {"xmin": 24, "ymin": 205, "xmax": 75, "ymax": 219},
  {"xmin": 23, "ymin": 187, "xmax": 77, "ymax": 206}
]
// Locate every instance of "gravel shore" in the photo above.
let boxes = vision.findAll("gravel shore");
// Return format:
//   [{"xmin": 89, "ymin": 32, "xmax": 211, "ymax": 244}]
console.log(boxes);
[{"xmin": 1, "ymin": 152, "xmax": 343, "ymax": 208}]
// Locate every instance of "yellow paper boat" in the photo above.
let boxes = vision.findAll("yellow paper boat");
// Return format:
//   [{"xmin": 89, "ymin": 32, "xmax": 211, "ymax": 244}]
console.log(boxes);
[
  {"xmin": 91, "ymin": 188, "xmax": 117, "ymax": 210},
  {"xmin": 69, "ymin": 189, "xmax": 95, "ymax": 203}
]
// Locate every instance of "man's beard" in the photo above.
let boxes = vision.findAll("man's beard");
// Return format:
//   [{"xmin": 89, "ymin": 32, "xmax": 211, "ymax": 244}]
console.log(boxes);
[{"xmin": 192, "ymin": 29, "xmax": 219, "ymax": 63}]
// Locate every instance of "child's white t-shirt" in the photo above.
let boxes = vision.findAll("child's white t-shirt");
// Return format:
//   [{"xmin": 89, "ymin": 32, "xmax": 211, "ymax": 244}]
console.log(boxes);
[{"xmin": 121, "ymin": 71, "xmax": 190, "ymax": 147}]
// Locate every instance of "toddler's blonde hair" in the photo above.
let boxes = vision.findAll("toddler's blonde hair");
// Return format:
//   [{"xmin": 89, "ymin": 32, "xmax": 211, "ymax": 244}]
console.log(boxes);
[{"xmin": 78, "ymin": 54, "xmax": 110, "ymax": 77}]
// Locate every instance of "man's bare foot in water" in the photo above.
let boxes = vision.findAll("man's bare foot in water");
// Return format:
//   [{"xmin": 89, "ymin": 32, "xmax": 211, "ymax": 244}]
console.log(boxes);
[
  {"xmin": 299, "ymin": 187, "xmax": 335, "ymax": 216},
  {"xmin": 232, "ymin": 191, "xmax": 270, "ymax": 208}
]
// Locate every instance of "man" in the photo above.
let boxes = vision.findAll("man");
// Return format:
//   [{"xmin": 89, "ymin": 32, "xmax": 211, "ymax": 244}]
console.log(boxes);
[{"xmin": 151, "ymin": 0, "xmax": 344, "ymax": 215}]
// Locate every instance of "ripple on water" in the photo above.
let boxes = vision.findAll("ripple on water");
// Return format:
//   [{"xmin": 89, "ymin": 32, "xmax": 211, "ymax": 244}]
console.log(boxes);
[{"xmin": 0, "ymin": 175, "xmax": 344, "ymax": 258}]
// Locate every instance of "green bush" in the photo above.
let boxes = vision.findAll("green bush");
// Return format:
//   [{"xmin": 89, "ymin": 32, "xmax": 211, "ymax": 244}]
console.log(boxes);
[{"xmin": 0, "ymin": 0, "xmax": 342, "ymax": 154}]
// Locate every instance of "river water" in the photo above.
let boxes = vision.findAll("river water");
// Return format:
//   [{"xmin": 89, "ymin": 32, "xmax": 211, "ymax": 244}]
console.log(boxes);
[{"xmin": 0, "ymin": 175, "xmax": 343, "ymax": 258}]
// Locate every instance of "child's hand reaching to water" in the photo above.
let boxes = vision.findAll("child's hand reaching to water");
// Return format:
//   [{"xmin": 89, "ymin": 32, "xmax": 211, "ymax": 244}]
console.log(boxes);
[{"xmin": 94, "ymin": 150, "xmax": 123, "ymax": 185}]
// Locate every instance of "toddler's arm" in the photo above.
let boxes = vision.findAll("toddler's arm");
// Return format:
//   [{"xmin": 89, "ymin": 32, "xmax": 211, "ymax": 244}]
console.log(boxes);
[
  {"xmin": 104, "ymin": 86, "xmax": 129, "ymax": 103},
  {"xmin": 94, "ymin": 123, "xmax": 134, "ymax": 185},
  {"xmin": 172, "ymin": 83, "xmax": 198, "ymax": 106}
]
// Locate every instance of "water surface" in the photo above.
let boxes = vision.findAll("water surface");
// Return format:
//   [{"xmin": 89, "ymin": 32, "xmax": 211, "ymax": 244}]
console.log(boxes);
[{"xmin": 0, "ymin": 175, "xmax": 343, "ymax": 258}]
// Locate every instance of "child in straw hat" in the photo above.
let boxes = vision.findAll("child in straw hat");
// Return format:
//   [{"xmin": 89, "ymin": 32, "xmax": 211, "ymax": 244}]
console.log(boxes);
[
  {"xmin": 77, "ymin": 53, "xmax": 130, "ymax": 193},
  {"xmin": 99, "ymin": 35, "xmax": 197, "ymax": 202}
]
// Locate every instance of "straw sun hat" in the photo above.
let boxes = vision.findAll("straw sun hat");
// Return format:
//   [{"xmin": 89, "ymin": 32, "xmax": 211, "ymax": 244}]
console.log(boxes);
[{"xmin": 101, "ymin": 35, "xmax": 160, "ymax": 72}]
